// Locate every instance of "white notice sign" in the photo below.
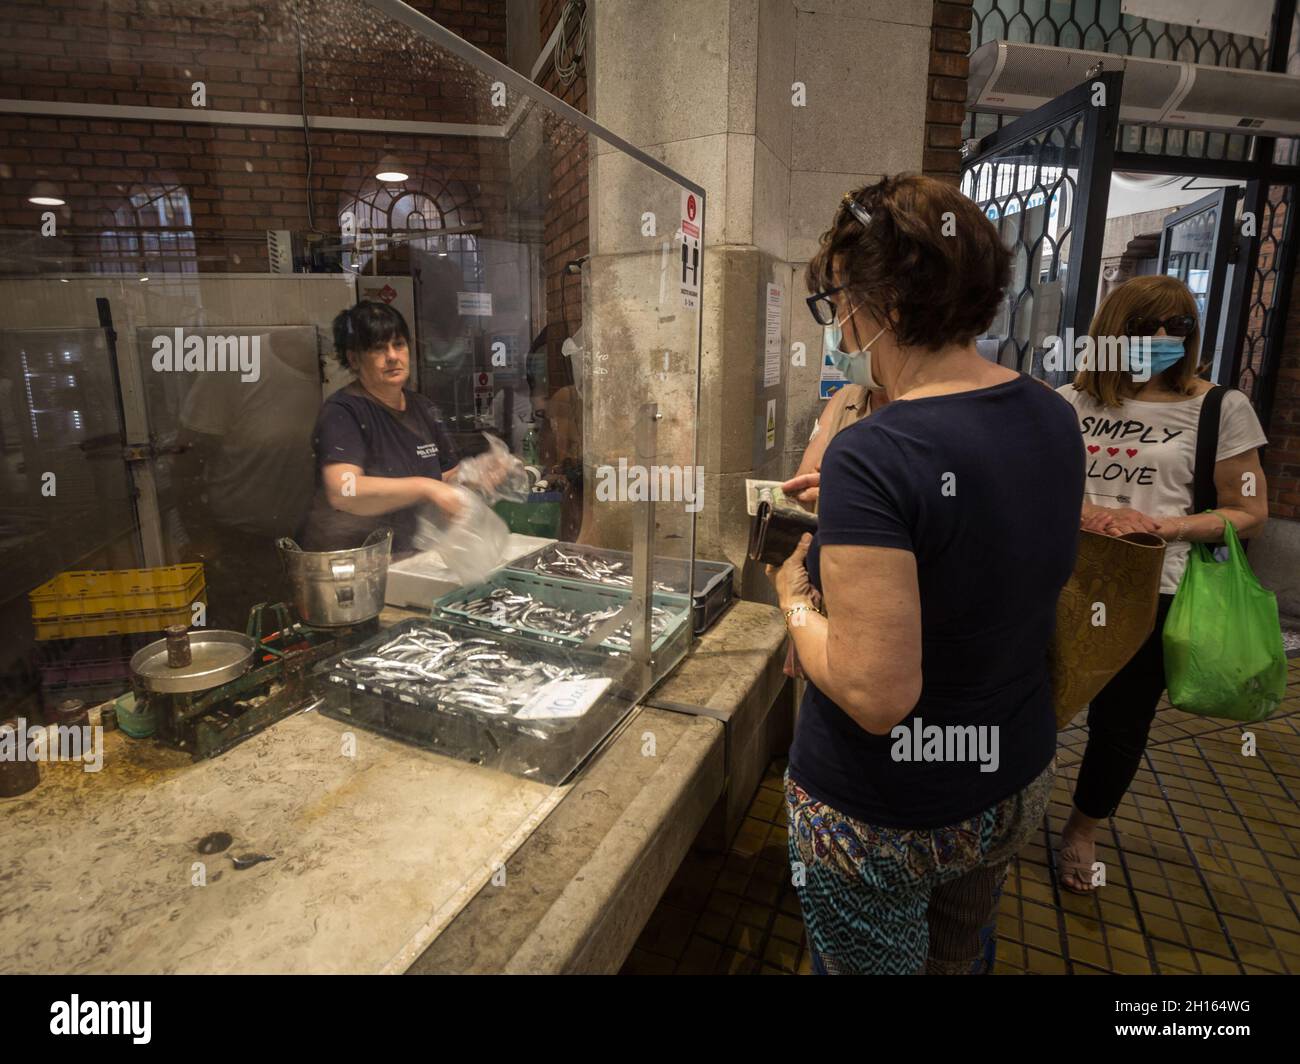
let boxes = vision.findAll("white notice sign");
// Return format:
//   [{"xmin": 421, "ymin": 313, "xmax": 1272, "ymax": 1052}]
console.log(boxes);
[
  {"xmin": 457, "ymin": 291, "xmax": 493, "ymax": 316},
  {"xmin": 679, "ymin": 190, "xmax": 702, "ymax": 311},
  {"xmin": 764, "ymin": 283, "xmax": 783, "ymax": 388},
  {"xmin": 515, "ymin": 677, "xmax": 612, "ymax": 720}
]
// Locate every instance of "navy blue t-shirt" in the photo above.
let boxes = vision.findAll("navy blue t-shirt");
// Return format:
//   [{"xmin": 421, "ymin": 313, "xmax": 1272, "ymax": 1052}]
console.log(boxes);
[
  {"xmin": 298, "ymin": 384, "xmax": 459, "ymax": 553},
  {"xmin": 788, "ymin": 375, "xmax": 1083, "ymax": 829}
]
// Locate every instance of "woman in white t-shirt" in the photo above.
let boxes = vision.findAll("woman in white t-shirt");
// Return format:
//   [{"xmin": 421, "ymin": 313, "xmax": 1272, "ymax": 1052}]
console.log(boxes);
[{"xmin": 1054, "ymin": 275, "xmax": 1269, "ymax": 894}]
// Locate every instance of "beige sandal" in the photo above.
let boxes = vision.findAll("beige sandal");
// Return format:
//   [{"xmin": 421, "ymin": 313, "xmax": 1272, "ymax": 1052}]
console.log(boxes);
[{"xmin": 1055, "ymin": 842, "xmax": 1098, "ymax": 895}]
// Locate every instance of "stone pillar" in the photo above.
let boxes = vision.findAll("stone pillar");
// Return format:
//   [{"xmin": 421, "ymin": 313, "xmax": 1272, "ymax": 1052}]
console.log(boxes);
[{"xmin": 585, "ymin": 0, "xmax": 933, "ymax": 593}]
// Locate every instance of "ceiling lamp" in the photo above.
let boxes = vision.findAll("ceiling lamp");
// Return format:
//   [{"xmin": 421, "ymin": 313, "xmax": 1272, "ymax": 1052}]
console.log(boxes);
[
  {"xmin": 28, "ymin": 181, "xmax": 65, "ymax": 206},
  {"xmin": 375, "ymin": 155, "xmax": 409, "ymax": 183}
]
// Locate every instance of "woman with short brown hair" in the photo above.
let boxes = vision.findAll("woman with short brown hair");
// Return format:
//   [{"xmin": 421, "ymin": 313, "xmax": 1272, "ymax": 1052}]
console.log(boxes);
[
  {"xmin": 768, "ymin": 174, "xmax": 1084, "ymax": 974},
  {"xmin": 1054, "ymin": 275, "xmax": 1269, "ymax": 893}
]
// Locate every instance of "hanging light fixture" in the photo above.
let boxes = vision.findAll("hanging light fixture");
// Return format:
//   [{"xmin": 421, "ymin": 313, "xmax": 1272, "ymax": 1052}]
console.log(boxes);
[
  {"xmin": 375, "ymin": 154, "xmax": 409, "ymax": 183},
  {"xmin": 28, "ymin": 180, "xmax": 65, "ymax": 206}
]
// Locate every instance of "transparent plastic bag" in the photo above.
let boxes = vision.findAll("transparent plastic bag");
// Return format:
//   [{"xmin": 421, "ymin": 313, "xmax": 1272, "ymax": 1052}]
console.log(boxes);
[
  {"xmin": 410, "ymin": 485, "xmax": 510, "ymax": 586},
  {"xmin": 455, "ymin": 433, "xmax": 529, "ymax": 504}
]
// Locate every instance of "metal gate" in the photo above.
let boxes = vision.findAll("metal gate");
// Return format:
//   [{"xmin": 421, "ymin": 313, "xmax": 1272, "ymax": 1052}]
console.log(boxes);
[{"xmin": 960, "ymin": 71, "xmax": 1123, "ymax": 384}]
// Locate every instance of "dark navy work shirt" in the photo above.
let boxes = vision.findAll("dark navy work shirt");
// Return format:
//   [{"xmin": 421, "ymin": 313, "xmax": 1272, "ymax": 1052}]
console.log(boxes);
[
  {"xmin": 788, "ymin": 375, "xmax": 1084, "ymax": 828},
  {"xmin": 298, "ymin": 384, "xmax": 459, "ymax": 553}
]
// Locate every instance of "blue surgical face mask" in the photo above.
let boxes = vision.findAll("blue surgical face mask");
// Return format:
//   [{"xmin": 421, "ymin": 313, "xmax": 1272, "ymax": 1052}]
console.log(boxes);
[
  {"xmin": 824, "ymin": 306, "xmax": 887, "ymax": 390},
  {"xmin": 1142, "ymin": 336, "xmax": 1186, "ymax": 377}
]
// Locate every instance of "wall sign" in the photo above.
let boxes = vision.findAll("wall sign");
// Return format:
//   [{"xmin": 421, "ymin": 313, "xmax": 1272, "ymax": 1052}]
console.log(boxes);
[
  {"xmin": 679, "ymin": 190, "xmax": 701, "ymax": 311},
  {"xmin": 457, "ymin": 291, "xmax": 493, "ymax": 316},
  {"xmin": 763, "ymin": 283, "xmax": 783, "ymax": 388}
]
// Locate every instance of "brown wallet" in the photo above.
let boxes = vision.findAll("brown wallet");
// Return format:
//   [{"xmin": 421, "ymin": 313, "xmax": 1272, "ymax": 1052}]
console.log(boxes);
[{"xmin": 747, "ymin": 500, "xmax": 818, "ymax": 567}]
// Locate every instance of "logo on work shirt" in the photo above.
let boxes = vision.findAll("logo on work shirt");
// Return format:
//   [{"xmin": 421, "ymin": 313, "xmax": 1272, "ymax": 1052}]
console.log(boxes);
[{"xmin": 416, "ymin": 442, "xmax": 439, "ymax": 459}]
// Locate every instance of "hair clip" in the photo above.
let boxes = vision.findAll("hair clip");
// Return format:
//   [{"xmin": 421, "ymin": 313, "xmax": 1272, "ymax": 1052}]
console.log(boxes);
[{"xmin": 842, "ymin": 194, "xmax": 872, "ymax": 228}]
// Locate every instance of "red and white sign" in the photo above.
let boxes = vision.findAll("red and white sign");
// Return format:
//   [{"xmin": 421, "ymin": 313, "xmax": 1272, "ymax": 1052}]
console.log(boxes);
[
  {"xmin": 682, "ymin": 193, "xmax": 700, "ymax": 239},
  {"xmin": 362, "ymin": 283, "xmax": 398, "ymax": 304},
  {"xmin": 473, "ymin": 370, "xmax": 494, "ymax": 423},
  {"xmin": 679, "ymin": 189, "xmax": 702, "ymax": 311}
]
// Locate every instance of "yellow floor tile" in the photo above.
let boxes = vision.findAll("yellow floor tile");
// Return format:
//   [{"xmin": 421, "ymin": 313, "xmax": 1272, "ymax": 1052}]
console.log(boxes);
[
  {"xmin": 1110, "ymin": 949, "xmax": 1153, "ymax": 974},
  {"xmin": 624, "ymin": 688, "xmax": 1300, "ymax": 976}
]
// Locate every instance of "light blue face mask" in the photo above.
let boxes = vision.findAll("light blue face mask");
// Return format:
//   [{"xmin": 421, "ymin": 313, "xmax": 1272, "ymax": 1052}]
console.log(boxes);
[
  {"xmin": 824, "ymin": 307, "xmax": 887, "ymax": 390},
  {"xmin": 1143, "ymin": 336, "xmax": 1186, "ymax": 377}
]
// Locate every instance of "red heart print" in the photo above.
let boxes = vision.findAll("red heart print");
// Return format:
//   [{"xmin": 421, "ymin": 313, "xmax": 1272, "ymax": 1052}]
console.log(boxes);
[
  {"xmin": 1126, "ymin": 448, "xmax": 1138, "ymax": 457},
  {"xmin": 1107, "ymin": 447, "xmax": 1119, "ymax": 456},
  {"xmin": 1087, "ymin": 445, "xmax": 1100, "ymax": 454}
]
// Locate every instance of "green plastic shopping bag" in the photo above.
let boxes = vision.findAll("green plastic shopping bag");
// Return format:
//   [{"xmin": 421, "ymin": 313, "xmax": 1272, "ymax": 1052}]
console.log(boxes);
[{"xmin": 1163, "ymin": 514, "xmax": 1287, "ymax": 722}]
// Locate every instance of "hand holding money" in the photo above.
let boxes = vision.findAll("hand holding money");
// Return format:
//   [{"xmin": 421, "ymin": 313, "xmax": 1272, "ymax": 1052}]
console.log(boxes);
[
  {"xmin": 744, "ymin": 478, "xmax": 794, "ymax": 516},
  {"xmin": 782, "ymin": 472, "xmax": 820, "ymax": 511}
]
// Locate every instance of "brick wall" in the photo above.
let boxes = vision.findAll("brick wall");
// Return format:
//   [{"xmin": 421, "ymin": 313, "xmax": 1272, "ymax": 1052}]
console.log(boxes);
[
  {"xmin": 0, "ymin": 0, "xmax": 510, "ymax": 271},
  {"xmin": 536, "ymin": 0, "xmax": 588, "ymax": 379},
  {"xmin": 924, "ymin": 0, "xmax": 972, "ymax": 185}
]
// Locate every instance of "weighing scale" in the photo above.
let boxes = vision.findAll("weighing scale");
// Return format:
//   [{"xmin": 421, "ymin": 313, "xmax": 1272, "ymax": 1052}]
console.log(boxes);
[{"xmin": 129, "ymin": 602, "xmax": 377, "ymax": 760}]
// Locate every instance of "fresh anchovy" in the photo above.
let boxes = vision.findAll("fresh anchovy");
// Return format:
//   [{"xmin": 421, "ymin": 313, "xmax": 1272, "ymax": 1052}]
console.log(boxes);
[
  {"xmin": 529, "ymin": 546, "xmax": 677, "ymax": 594},
  {"xmin": 230, "ymin": 853, "xmax": 275, "ymax": 870},
  {"xmin": 455, "ymin": 585, "xmax": 673, "ymax": 649},
  {"xmin": 334, "ymin": 623, "xmax": 600, "ymax": 727}
]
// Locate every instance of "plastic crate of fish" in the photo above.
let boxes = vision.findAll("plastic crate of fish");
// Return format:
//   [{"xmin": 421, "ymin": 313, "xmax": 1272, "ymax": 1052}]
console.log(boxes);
[
  {"xmin": 430, "ymin": 568, "xmax": 691, "ymax": 662},
  {"xmin": 311, "ymin": 617, "xmax": 636, "ymax": 785},
  {"xmin": 505, "ymin": 542, "xmax": 734, "ymax": 634}
]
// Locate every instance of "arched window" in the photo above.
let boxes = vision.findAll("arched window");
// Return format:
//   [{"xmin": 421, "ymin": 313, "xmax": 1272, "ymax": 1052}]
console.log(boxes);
[
  {"xmin": 98, "ymin": 183, "xmax": 197, "ymax": 275},
  {"xmin": 339, "ymin": 176, "xmax": 480, "ymax": 275}
]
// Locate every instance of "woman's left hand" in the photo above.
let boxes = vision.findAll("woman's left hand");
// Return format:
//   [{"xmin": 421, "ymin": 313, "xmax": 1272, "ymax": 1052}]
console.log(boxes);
[{"xmin": 765, "ymin": 532, "xmax": 815, "ymax": 609}]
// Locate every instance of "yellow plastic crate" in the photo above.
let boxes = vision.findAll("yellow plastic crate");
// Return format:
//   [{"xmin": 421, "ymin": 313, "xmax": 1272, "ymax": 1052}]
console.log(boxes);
[
  {"xmin": 30, "ymin": 564, "xmax": 206, "ymax": 640},
  {"xmin": 33, "ymin": 599, "xmax": 207, "ymax": 640}
]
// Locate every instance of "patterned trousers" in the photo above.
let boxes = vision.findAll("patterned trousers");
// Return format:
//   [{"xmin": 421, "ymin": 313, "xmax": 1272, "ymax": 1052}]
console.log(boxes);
[{"xmin": 786, "ymin": 760, "xmax": 1055, "ymax": 975}]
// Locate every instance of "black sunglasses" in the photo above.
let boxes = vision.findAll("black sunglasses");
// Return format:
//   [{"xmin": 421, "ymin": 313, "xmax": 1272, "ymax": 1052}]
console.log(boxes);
[
  {"xmin": 806, "ymin": 286, "xmax": 843, "ymax": 326},
  {"xmin": 1126, "ymin": 314, "xmax": 1196, "ymax": 338}
]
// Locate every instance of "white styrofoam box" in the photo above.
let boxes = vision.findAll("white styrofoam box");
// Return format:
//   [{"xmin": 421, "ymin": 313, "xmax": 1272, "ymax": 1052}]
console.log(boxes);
[{"xmin": 384, "ymin": 533, "xmax": 556, "ymax": 609}]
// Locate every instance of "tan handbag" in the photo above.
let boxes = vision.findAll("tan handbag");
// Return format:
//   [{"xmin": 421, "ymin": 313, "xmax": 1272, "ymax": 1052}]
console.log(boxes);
[{"xmin": 1050, "ymin": 530, "xmax": 1167, "ymax": 729}]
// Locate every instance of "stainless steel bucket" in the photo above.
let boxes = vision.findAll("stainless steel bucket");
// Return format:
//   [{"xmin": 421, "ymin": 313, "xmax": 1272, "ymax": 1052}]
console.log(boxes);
[{"xmin": 277, "ymin": 529, "xmax": 392, "ymax": 626}]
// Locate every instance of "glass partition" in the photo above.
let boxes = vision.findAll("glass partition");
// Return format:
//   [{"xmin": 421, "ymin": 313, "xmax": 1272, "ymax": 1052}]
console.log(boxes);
[{"xmin": 0, "ymin": 0, "xmax": 704, "ymax": 972}]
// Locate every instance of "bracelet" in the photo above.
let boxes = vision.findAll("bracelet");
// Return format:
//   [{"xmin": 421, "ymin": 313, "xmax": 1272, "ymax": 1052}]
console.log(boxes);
[
  {"xmin": 1175, "ymin": 519, "xmax": 1187, "ymax": 542},
  {"xmin": 783, "ymin": 603, "xmax": 822, "ymax": 626}
]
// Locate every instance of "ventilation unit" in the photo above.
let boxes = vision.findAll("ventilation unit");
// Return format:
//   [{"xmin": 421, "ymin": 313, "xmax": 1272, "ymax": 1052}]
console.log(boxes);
[
  {"xmin": 267, "ymin": 229, "xmax": 295, "ymax": 274},
  {"xmin": 968, "ymin": 41, "xmax": 1300, "ymax": 138}
]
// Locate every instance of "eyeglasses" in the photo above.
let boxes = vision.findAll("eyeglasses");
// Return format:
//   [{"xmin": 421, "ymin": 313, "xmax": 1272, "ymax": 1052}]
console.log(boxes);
[
  {"xmin": 806, "ymin": 286, "xmax": 843, "ymax": 326},
  {"xmin": 1125, "ymin": 314, "xmax": 1196, "ymax": 338}
]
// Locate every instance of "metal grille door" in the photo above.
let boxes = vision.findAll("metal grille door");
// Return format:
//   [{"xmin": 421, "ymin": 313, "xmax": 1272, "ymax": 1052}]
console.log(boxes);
[{"xmin": 961, "ymin": 72, "xmax": 1123, "ymax": 383}]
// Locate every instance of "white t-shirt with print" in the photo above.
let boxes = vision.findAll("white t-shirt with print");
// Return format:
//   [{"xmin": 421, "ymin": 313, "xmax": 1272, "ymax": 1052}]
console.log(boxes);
[{"xmin": 1056, "ymin": 385, "xmax": 1268, "ymax": 594}]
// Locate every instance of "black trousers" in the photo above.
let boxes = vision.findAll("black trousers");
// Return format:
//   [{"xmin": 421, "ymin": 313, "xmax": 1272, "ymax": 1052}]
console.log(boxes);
[{"xmin": 1073, "ymin": 593, "xmax": 1176, "ymax": 819}]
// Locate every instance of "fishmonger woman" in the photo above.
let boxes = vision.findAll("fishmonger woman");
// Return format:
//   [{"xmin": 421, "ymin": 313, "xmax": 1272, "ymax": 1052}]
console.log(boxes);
[{"xmin": 299, "ymin": 301, "xmax": 465, "ymax": 553}]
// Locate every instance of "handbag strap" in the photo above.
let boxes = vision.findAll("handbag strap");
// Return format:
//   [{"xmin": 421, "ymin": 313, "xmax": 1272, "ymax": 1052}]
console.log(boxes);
[{"xmin": 1192, "ymin": 385, "xmax": 1227, "ymax": 515}]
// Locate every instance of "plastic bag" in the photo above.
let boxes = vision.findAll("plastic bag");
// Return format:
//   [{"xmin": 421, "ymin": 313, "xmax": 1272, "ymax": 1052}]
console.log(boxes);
[
  {"xmin": 455, "ymin": 434, "xmax": 529, "ymax": 505},
  {"xmin": 410, "ymin": 484, "xmax": 510, "ymax": 586},
  {"xmin": 1162, "ymin": 516, "xmax": 1286, "ymax": 722}
]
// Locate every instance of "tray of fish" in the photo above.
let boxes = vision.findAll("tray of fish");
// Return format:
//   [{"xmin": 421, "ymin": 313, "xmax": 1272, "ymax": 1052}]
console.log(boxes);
[
  {"xmin": 315, "ymin": 618, "xmax": 618, "ymax": 735},
  {"xmin": 430, "ymin": 569, "xmax": 691, "ymax": 659},
  {"xmin": 312, "ymin": 619, "xmax": 637, "ymax": 785},
  {"xmin": 505, "ymin": 542, "xmax": 734, "ymax": 634}
]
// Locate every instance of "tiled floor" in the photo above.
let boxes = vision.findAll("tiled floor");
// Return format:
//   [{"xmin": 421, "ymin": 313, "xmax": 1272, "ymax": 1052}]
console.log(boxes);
[{"xmin": 622, "ymin": 657, "xmax": 1300, "ymax": 975}]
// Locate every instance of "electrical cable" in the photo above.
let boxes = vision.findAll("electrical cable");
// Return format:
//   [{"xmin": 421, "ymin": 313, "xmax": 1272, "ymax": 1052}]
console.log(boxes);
[
  {"xmin": 554, "ymin": 0, "xmax": 588, "ymax": 87},
  {"xmin": 293, "ymin": 1, "xmax": 325, "ymax": 236}
]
